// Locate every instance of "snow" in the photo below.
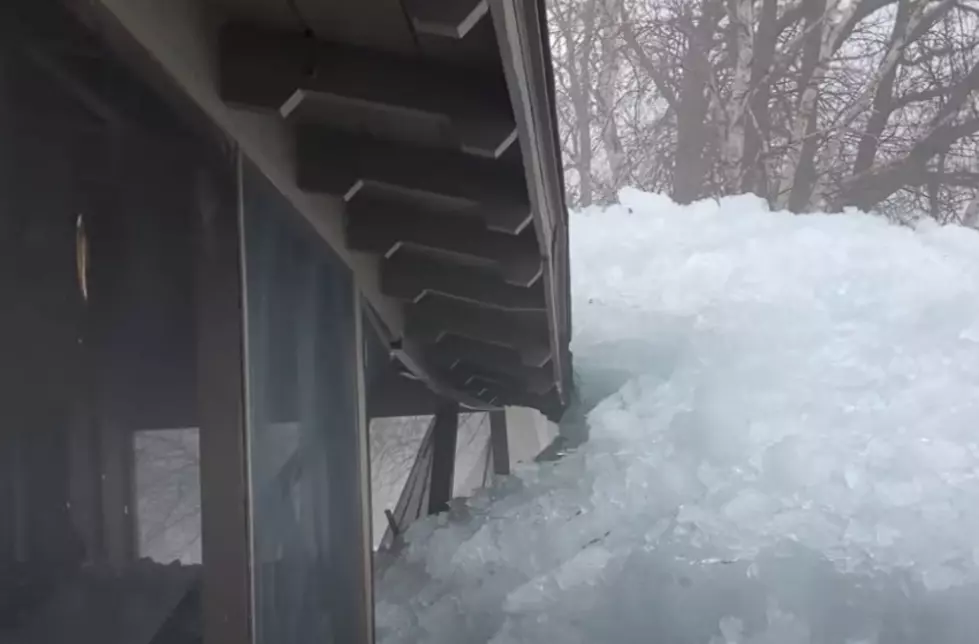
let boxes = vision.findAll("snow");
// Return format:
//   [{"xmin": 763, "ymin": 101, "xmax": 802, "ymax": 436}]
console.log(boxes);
[{"xmin": 375, "ymin": 190, "xmax": 979, "ymax": 643}]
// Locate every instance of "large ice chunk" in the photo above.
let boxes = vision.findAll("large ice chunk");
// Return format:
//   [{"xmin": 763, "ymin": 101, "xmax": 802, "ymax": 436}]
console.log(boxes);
[{"xmin": 376, "ymin": 192, "xmax": 979, "ymax": 643}]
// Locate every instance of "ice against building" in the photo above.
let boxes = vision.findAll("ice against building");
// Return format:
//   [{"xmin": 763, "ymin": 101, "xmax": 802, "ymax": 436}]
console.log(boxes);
[{"xmin": 376, "ymin": 190, "xmax": 979, "ymax": 644}]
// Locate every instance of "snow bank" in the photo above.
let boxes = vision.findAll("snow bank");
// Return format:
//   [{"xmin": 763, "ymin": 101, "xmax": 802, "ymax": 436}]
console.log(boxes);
[{"xmin": 376, "ymin": 190, "xmax": 979, "ymax": 644}]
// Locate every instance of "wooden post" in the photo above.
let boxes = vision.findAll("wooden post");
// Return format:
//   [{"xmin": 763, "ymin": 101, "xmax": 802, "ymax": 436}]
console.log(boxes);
[
  {"xmin": 197, "ymin": 150, "xmax": 252, "ymax": 644},
  {"xmin": 352, "ymin": 295, "xmax": 376, "ymax": 644},
  {"xmin": 0, "ymin": 39, "xmax": 18, "ymax": 567},
  {"xmin": 428, "ymin": 401, "xmax": 460, "ymax": 514},
  {"xmin": 489, "ymin": 410, "xmax": 510, "ymax": 475}
]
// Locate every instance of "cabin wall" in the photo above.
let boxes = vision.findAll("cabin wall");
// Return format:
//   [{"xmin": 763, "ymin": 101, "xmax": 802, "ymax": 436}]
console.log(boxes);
[
  {"xmin": 88, "ymin": 0, "xmax": 403, "ymax": 338},
  {"xmin": 0, "ymin": 5, "xmax": 209, "ymax": 637},
  {"xmin": 0, "ymin": 47, "xmax": 87, "ymax": 592},
  {"xmin": 0, "ymin": 5, "xmax": 376, "ymax": 639}
]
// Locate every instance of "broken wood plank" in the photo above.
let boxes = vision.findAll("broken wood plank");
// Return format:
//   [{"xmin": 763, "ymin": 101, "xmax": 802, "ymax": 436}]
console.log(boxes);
[
  {"xmin": 428, "ymin": 334, "xmax": 546, "ymax": 376},
  {"xmin": 428, "ymin": 337, "xmax": 556, "ymax": 395},
  {"xmin": 391, "ymin": 336, "xmax": 499, "ymax": 411},
  {"xmin": 406, "ymin": 296, "xmax": 551, "ymax": 367},
  {"xmin": 449, "ymin": 361, "xmax": 554, "ymax": 396}
]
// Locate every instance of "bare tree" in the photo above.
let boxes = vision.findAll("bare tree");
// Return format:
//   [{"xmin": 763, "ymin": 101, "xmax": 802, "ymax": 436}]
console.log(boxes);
[
  {"xmin": 551, "ymin": 0, "xmax": 600, "ymax": 206},
  {"xmin": 550, "ymin": 0, "xmax": 979, "ymax": 225}
]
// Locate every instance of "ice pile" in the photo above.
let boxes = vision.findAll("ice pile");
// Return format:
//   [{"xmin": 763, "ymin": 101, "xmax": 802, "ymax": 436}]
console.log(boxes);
[{"xmin": 375, "ymin": 191, "xmax": 979, "ymax": 644}]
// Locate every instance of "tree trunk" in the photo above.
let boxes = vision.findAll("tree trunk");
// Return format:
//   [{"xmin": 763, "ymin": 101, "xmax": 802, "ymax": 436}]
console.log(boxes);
[
  {"xmin": 852, "ymin": 0, "xmax": 915, "ymax": 177},
  {"xmin": 928, "ymin": 154, "xmax": 944, "ymax": 221},
  {"xmin": 778, "ymin": 0, "xmax": 828, "ymax": 211},
  {"xmin": 572, "ymin": 87, "xmax": 594, "ymax": 208},
  {"xmin": 843, "ymin": 117, "xmax": 979, "ymax": 210},
  {"xmin": 596, "ymin": 0, "xmax": 625, "ymax": 201},
  {"xmin": 673, "ymin": 2, "xmax": 722, "ymax": 203},
  {"xmin": 963, "ymin": 197, "xmax": 979, "ymax": 228},
  {"xmin": 742, "ymin": 0, "xmax": 778, "ymax": 197},
  {"xmin": 554, "ymin": 0, "xmax": 598, "ymax": 207},
  {"xmin": 723, "ymin": 0, "xmax": 754, "ymax": 190}
]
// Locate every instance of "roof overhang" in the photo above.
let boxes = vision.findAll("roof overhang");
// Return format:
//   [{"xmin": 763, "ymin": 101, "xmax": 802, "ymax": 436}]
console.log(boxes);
[{"xmin": 78, "ymin": 0, "xmax": 573, "ymax": 420}]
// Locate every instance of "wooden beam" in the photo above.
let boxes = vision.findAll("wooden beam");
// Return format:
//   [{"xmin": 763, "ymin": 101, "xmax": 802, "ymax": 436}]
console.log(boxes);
[
  {"xmin": 491, "ymin": 0, "xmax": 573, "ymax": 413},
  {"xmin": 219, "ymin": 23, "xmax": 515, "ymax": 159},
  {"xmin": 97, "ymin": 420, "xmax": 136, "ymax": 571},
  {"xmin": 352, "ymin": 295, "xmax": 375, "ymax": 644},
  {"xmin": 406, "ymin": 296, "xmax": 551, "ymax": 367},
  {"xmin": 346, "ymin": 195, "xmax": 542, "ymax": 285},
  {"xmin": 479, "ymin": 382, "xmax": 565, "ymax": 423},
  {"xmin": 382, "ymin": 251, "xmax": 546, "ymax": 310},
  {"xmin": 402, "ymin": 337, "xmax": 567, "ymax": 422},
  {"xmin": 509, "ymin": 391, "xmax": 565, "ymax": 423},
  {"xmin": 196, "ymin": 155, "xmax": 251, "ymax": 644},
  {"xmin": 449, "ymin": 361, "xmax": 554, "ymax": 395},
  {"xmin": 450, "ymin": 365, "xmax": 508, "ymax": 391},
  {"xmin": 297, "ymin": 127, "xmax": 532, "ymax": 233},
  {"xmin": 427, "ymin": 336, "xmax": 556, "ymax": 396},
  {"xmin": 428, "ymin": 334, "xmax": 553, "ymax": 382},
  {"xmin": 489, "ymin": 410, "xmax": 510, "ymax": 475},
  {"xmin": 368, "ymin": 370, "xmax": 443, "ymax": 418},
  {"xmin": 428, "ymin": 401, "xmax": 460, "ymax": 514},
  {"xmin": 391, "ymin": 336, "xmax": 499, "ymax": 410},
  {"xmin": 450, "ymin": 365, "xmax": 554, "ymax": 404},
  {"xmin": 404, "ymin": 0, "xmax": 489, "ymax": 38}
]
